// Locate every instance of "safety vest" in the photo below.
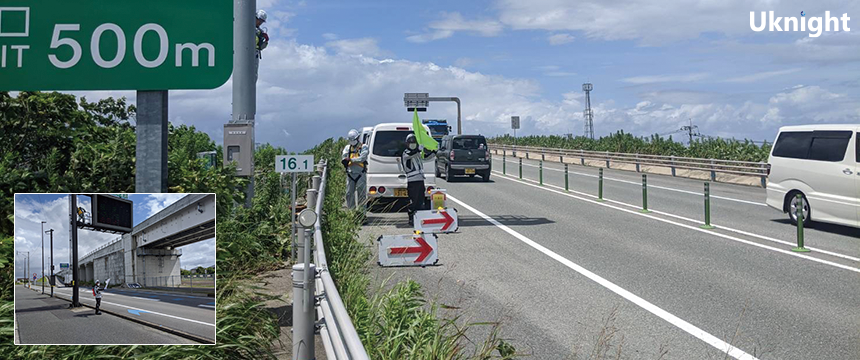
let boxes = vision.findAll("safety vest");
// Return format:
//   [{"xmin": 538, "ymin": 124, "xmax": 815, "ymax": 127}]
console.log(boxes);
[{"xmin": 348, "ymin": 145, "xmax": 365, "ymax": 167}]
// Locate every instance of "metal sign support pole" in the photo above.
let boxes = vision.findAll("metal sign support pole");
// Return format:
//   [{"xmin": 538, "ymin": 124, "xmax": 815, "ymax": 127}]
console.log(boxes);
[
  {"xmin": 136, "ymin": 90, "xmax": 169, "ymax": 193},
  {"xmin": 70, "ymin": 195, "xmax": 80, "ymax": 307},
  {"xmin": 49, "ymin": 230, "xmax": 53, "ymax": 297},
  {"xmin": 291, "ymin": 172, "xmax": 297, "ymax": 262}
]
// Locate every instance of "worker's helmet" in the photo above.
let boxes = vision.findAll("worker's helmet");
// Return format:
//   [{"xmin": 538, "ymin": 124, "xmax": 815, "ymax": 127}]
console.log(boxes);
[
  {"xmin": 347, "ymin": 129, "xmax": 360, "ymax": 143},
  {"xmin": 256, "ymin": 10, "xmax": 268, "ymax": 22},
  {"xmin": 95, "ymin": 280, "xmax": 100, "ymax": 284},
  {"xmin": 405, "ymin": 134, "xmax": 417, "ymax": 149}
]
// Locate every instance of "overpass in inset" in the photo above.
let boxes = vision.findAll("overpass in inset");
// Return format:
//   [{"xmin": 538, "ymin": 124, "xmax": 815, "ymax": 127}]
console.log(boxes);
[{"xmin": 57, "ymin": 194, "xmax": 215, "ymax": 287}]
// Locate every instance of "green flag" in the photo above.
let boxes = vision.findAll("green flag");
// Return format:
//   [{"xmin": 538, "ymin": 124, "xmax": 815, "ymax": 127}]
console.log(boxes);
[{"xmin": 412, "ymin": 109, "xmax": 438, "ymax": 151}]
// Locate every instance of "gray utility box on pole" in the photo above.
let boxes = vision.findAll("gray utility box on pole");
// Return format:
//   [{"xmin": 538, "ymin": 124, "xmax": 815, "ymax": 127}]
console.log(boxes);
[{"xmin": 223, "ymin": 123, "xmax": 255, "ymax": 177}]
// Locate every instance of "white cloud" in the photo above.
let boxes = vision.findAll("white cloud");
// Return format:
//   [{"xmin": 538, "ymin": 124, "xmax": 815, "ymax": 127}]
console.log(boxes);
[
  {"xmin": 14, "ymin": 195, "xmax": 118, "ymax": 278},
  {"xmin": 322, "ymin": 33, "xmax": 338, "ymax": 40},
  {"xmin": 144, "ymin": 194, "xmax": 188, "ymax": 218},
  {"xmin": 407, "ymin": 12, "xmax": 503, "ymax": 43},
  {"xmin": 547, "ymin": 33, "xmax": 575, "ymax": 45},
  {"xmin": 325, "ymin": 37, "xmax": 386, "ymax": 57},
  {"xmin": 621, "ymin": 73, "xmax": 710, "ymax": 84},
  {"xmin": 496, "ymin": 0, "xmax": 860, "ymax": 46},
  {"xmin": 724, "ymin": 68, "xmax": 802, "ymax": 83}
]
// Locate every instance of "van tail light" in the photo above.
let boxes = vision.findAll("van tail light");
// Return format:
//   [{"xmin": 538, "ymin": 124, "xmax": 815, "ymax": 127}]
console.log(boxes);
[
  {"xmin": 369, "ymin": 186, "xmax": 377, "ymax": 194},
  {"xmin": 378, "ymin": 186, "xmax": 386, "ymax": 194},
  {"xmin": 449, "ymin": 150, "xmax": 455, "ymax": 160},
  {"xmin": 485, "ymin": 150, "xmax": 490, "ymax": 159},
  {"xmin": 766, "ymin": 166, "xmax": 771, "ymax": 176}
]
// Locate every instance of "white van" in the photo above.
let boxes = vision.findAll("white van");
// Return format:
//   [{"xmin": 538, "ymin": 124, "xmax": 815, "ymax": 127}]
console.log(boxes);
[
  {"xmin": 766, "ymin": 125, "xmax": 859, "ymax": 228},
  {"xmin": 366, "ymin": 123, "xmax": 437, "ymax": 204}
]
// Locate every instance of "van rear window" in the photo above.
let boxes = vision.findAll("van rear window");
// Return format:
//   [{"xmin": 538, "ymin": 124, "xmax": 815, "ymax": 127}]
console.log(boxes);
[
  {"xmin": 452, "ymin": 137, "xmax": 487, "ymax": 150},
  {"xmin": 772, "ymin": 130, "xmax": 852, "ymax": 161},
  {"xmin": 372, "ymin": 130, "xmax": 409, "ymax": 157}
]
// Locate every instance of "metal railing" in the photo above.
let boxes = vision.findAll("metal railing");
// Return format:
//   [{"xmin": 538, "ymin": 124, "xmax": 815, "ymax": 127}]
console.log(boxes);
[
  {"xmin": 81, "ymin": 236, "xmax": 123, "ymax": 260},
  {"xmin": 490, "ymin": 144, "xmax": 770, "ymax": 187},
  {"xmin": 307, "ymin": 159, "xmax": 370, "ymax": 360}
]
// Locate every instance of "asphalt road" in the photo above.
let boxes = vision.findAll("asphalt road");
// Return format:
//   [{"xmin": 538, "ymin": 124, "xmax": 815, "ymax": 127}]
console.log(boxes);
[
  {"xmin": 50, "ymin": 286, "xmax": 216, "ymax": 342},
  {"xmin": 361, "ymin": 158, "xmax": 860, "ymax": 359},
  {"xmin": 15, "ymin": 285, "xmax": 195, "ymax": 345}
]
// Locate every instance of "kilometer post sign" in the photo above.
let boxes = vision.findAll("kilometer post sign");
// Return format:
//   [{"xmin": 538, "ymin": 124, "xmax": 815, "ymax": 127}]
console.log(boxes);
[{"xmin": 0, "ymin": 1, "xmax": 232, "ymax": 90}]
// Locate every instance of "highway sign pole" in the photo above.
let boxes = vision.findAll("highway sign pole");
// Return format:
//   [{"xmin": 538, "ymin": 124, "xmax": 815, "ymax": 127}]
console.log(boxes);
[
  {"xmin": 291, "ymin": 172, "xmax": 297, "ymax": 262},
  {"xmin": 69, "ymin": 195, "xmax": 80, "ymax": 307},
  {"xmin": 136, "ymin": 90, "xmax": 169, "ymax": 193},
  {"xmin": 598, "ymin": 168, "xmax": 604, "ymax": 201},
  {"xmin": 641, "ymin": 174, "xmax": 651, "ymax": 213},
  {"xmin": 792, "ymin": 194, "xmax": 810, "ymax": 252},
  {"xmin": 701, "ymin": 182, "xmax": 715, "ymax": 229},
  {"xmin": 275, "ymin": 155, "xmax": 315, "ymax": 263},
  {"xmin": 47, "ymin": 229, "xmax": 54, "ymax": 297},
  {"xmin": 41, "ymin": 221, "xmax": 45, "ymax": 294},
  {"xmin": 502, "ymin": 153, "xmax": 506, "ymax": 174}
]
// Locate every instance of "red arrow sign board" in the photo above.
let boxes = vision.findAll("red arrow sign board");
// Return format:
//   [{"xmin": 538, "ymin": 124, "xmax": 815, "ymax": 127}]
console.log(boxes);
[
  {"xmin": 378, "ymin": 234, "xmax": 438, "ymax": 267},
  {"xmin": 414, "ymin": 208, "xmax": 458, "ymax": 233}
]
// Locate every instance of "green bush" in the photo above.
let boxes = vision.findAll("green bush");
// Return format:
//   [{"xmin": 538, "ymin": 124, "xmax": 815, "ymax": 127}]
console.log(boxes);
[{"xmin": 490, "ymin": 131, "xmax": 772, "ymax": 162}]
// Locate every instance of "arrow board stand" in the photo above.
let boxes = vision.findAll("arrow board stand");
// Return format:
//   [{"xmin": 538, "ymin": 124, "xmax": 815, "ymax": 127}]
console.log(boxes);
[
  {"xmin": 414, "ymin": 208, "xmax": 459, "ymax": 233},
  {"xmin": 378, "ymin": 233, "xmax": 439, "ymax": 267}
]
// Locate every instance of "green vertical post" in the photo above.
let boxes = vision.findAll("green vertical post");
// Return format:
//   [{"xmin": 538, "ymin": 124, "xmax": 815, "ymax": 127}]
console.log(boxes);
[
  {"xmin": 598, "ymin": 168, "xmax": 604, "ymax": 201},
  {"xmin": 792, "ymin": 194, "xmax": 810, "ymax": 252},
  {"xmin": 640, "ymin": 174, "xmax": 651, "ymax": 213},
  {"xmin": 503, "ymin": 152, "xmax": 506, "ymax": 174},
  {"xmin": 701, "ymin": 182, "xmax": 715, "ymax": 229},
  {"xmin": 564, "ymin": 164, "xmax": 569, "ymax": 191},
  {"xmin": 539, "ymin": 160, "xmax": 543, "ymax": 185},
  {"xmin": 519, "ymin": 158, "xmax": 522, "ymax": 179}
]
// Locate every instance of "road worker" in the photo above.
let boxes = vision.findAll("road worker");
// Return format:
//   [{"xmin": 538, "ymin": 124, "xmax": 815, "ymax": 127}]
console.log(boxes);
[
  {"xmin": 255, "ymin": 10, "xmax": 269, "ymax": 81},
  {"xmin": 401, "ymin": 134, "xmax": 435, "ymax": 226},
  {"xmin": 342, "ymin": 129, "xmax": 369, "ymax": 210}
]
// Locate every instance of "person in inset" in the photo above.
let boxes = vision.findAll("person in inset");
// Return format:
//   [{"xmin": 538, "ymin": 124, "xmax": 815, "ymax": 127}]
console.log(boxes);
[
  {"xmin": 255, "ymin": 10, "xmax": 269, "ymax": 82},
  {"xmin": 93, "ymin": 280, "xmax": 103, "ymax": 315},
  {"xmin": 401, "ymin": 134, "xmax": 435, "ymax": 226},
  {"xmin": 342, "ymin": 129, "xmax": 369, "ymax": 210}
]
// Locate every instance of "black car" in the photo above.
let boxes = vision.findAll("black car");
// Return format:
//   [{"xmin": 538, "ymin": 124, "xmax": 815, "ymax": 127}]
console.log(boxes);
[{"xmin": 435, "ymin": 135, "xmax": 491, "ymax": 181}]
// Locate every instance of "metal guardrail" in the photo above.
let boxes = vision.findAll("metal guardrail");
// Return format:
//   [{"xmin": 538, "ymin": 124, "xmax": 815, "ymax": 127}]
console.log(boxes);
[
  {"xmin": 490, "ymin": 144, "xmax": 770, "ymax": 187},
  {"xmin": 81, "ymin": 236, "xmax": 123, "ymax": 260},
  {"xmin": 310, "ymin": 159, "xmax": 370, "ymax": 360}
]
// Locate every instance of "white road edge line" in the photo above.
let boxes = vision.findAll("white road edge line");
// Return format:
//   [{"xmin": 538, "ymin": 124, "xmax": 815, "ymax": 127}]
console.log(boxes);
[
  {"xmin": 496, "ymin": 170, "xmax": 860, "ymax": 263},
  {"xmin": 498, "ymin": 158, "xmax": 767, "ymax": 207},
  {"xmin": 54, "ymin": 289, "xmax": 215, "ymax": 327},
  {"xmin": 491, "ymin": 171, "xmax": 860, "ymax": 274},
  {"xmin": 447, "ymin": 194, "xmax": 759, "ymax": 360},
  {"xmin": 198, "ymin": 304, "xmax": 216, "ymax": 309}
]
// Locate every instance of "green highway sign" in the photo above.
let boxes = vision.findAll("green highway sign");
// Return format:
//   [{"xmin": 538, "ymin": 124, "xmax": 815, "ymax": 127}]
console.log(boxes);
[{"xmin": 0, "ymin": 1, "xmax": 232, "ymax": 91}]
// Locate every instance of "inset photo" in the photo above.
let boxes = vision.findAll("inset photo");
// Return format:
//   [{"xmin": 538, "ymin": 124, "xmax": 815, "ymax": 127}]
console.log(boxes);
[{"xmin": 13, "ymin": 193, "xmax": 216, "ymax": 345}]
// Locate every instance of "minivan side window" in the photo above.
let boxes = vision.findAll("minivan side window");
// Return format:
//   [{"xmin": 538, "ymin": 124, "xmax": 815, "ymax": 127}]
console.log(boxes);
[
  {"xmin": 772, "ymin": 132, "xmax": 812, "ymax": 159},
  {"xmin": 808, "ymin": 131, "xmax": 852, "ymax": 162},
  {"xmin": 772, "ymin": 130, "xmax": 852, "ymax": 161}
]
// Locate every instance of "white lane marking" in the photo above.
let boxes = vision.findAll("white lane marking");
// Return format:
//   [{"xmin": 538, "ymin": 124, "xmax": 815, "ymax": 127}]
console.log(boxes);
[
  {"xmin": 447, "ymin": 194, "xmax": 759, "ymax": 360},
  {"xmin": 54, "ymin": 289, "xmax": 216, "ymax": 326},
  {"xmin": 198, "ymin": 304, "xmax": 216, "ymax": 309},
  {"xmin": 491, "ymin": 172, "xmax": 860, "ymax": 274},
  {"xmin": 129, "ymin": 296, "xmax": 161, "ymax": 301},
  {"xmin": 498, "ymin": 158, "xmax": 767, "ymax": 207},
  {"xmin": 497, "ymin": 170, "xmax": 860, "ymax": 263}
]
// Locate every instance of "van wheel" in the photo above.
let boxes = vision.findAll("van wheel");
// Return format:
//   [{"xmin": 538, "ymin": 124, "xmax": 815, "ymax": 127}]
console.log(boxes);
[{"xmin": 786, "ymin": 191, "xmax": 812, "ymax": 226}]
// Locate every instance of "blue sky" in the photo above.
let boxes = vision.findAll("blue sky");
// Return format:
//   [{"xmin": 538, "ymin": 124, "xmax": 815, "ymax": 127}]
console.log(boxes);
[
  {"xmin": 73, "ymin": 0, "xmax": 859, "ymax": 150},
  {"xmin": 13, "ymin": 194, "xmax": 215, "ymax": 278}
]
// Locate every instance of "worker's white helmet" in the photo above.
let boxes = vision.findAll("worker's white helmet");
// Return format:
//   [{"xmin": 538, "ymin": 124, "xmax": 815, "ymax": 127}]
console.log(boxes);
[
  {"xmin": 256, "ymin": 10, "xmax": 267, "ymax": 22},
  {"xmin": 347, "ymin": 129, "xmax": 360, "ymax": 142}
]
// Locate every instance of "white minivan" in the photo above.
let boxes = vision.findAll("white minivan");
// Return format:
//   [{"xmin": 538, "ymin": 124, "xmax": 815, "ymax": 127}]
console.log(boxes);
[
  {"xmin": 766, "ymin": 125, "xmax": 859, "ymax": 228},
  {"xmin": 365, "ymin": 123, "xmax": 437, "ymax": 206}
]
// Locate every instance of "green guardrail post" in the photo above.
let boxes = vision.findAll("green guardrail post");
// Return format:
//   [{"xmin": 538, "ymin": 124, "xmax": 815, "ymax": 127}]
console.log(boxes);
[
  {"xmin": 539, "ymin": 160, "xmax": 543, "ymax": 185},
  {"xmin": 792, "ymin": 194, "xmax": 810, "ymax": 252},
  {"xmin": 598, "ymin": 168, "xmax": 604, "ymax": 201},
  {"xmin": 519, "ymin": 158, "xmax": 522, "ymax": 179},
  {"xmin": 564, "ymin": 164, "xmax": 569, "ymax": 191},
  {"xmin": 640, "ymin": 174, "xmax": 651, "ymax": 213},
  {"xmin": 701, "ymin": 182, "xmax": 715, "ymax": 229},
  {"xmin": 503, "ymin": 152, "xmax": 506, "ymax": 174}
]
